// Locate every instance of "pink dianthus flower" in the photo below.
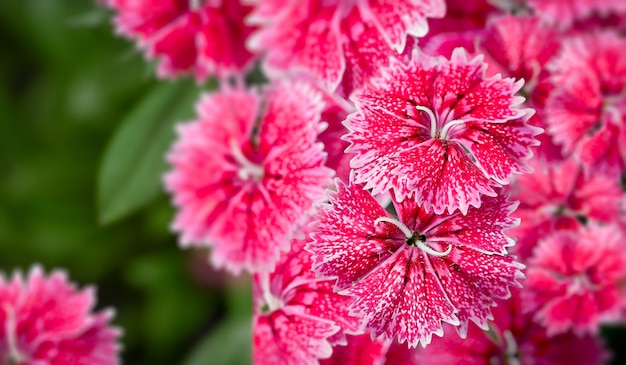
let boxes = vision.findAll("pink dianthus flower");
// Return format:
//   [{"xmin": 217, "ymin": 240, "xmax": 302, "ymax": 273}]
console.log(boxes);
[
  {"xmin": 545, "ymin": 31, "xmax": 626, "ymax": 178},
  {"xmin": 253, "ymin": 237, "xmax": 361, "ymax": 365},
  {"xmin": 308, "ymin": 181, "xmax": 524, "ymax": 348},
  {"xmin": 165, "ymin": 82, "xmax": 332, "ymax": 274},
  {"xmin": 0, "ymin": 266, "xmax": 120, "ymax": 365},
  {"xmin": 522, "ymin": 224, "xmax": 626, "ymax": 335},
  {"xmin": 508, "ymin": 160, "xmax": 624, "ymax": 260},
  {"xmin": 346, "ymin": 48, "xmax": 539, "ymax": 214},
  {"xmin": 248, "ymin": 0, "xmax": 445, "ymax": 93},
  {"xmin": 415, "ymin": 289, "xmax": 610, "ymax": 365},
  {"xmin": 104, "ymin": 0, "xmax": 257, "ymax": 81}
]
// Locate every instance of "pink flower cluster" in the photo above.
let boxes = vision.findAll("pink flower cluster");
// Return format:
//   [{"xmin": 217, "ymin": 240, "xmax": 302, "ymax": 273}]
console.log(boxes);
[{"xmin": 106, "ymin": 0, "xmax": 626, "ymax": 363}]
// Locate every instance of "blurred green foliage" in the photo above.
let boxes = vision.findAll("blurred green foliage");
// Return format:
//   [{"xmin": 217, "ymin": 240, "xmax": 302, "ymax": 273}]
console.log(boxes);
[{"xmin": 0, "ymin": 1, "xmax": 250, "ymax": 364}]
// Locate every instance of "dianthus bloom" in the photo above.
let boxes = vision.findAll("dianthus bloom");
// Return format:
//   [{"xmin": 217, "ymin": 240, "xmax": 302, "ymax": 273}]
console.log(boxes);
[
  {"xmin": 545, "ymin": 31, "xmax": 626, "ymax": 177},
  {"xmin": 248, "ymin": 0, "xmax": 445, "ymax": 93},
  {"xmin": 508, "ymin": 160, "xmax": 623, "ymax": 259},
  {"xmin": 253, "ymin": 237, "xmax": 361, "ymax": 365},
  {"xmin": 0, "ymin": 266, "xmax": 120, "ymax": 365},
  {"xmin": 522, "ymin": 225, "xmax": 626, "ymax": 335},
  {"xmin": 527, "ymin": 0, "xmax": 626, "ymax": 28},
  {"xmin": 308, "ymin": 181, "xmax": 524, "ymax": 348},
  {"xmin": 165, "ymin": 81, "xmax": 332, "ymax": 274},
  {"xmin": 104, "ymin": 0, "xmax": 256, "ymax": 80},
  {"xmin": 346, "ymin": 48, "xmax": 539, "ymax": 214},
  {"xmin": 416, "ymin": 289, "xmax": 610, "ymax": 365}
]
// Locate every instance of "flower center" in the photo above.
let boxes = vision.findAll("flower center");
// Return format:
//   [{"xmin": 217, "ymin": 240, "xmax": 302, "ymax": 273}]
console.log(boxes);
[
  {"xmin": 374, "ymin": 217, "xmax": 452, "ymax": 257},
  {"xmin": 414, "ymin": 105, "xmax": 466, "ymax": 140},
  {"xmin": 229, "ymin": 139, "xmax": 264, "ymax": 182}
]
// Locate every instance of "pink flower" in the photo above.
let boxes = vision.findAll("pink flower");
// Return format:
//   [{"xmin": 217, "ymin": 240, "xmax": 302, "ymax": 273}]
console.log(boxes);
[
  {"xmin": 527, "ymin": 0, "xmax": 626, "ymax": 28},
  {"xmin": 320, "ymin": 334, "xmax": 388, "ymax": 365},
  {"xmin": 477, "ymin": 14, "xmax": 563, "ymax": 165},
  {"xmin": 308, "ymin": 181, "xmax": 524, "ymax": 348},
  {"xmin": 346, "ymin": 48, "xmax": 539, "ymax": 214},
  {"xmin": 545, "ymin": 31, "xmax": 626, "ymax": 177},
  {"xmin": 508, "ymin": 160, "xmax": 623, "ymax": 260},
  {"xmin": 419, "ymin": 0, "xmax": 497, "ymax": 57},
  {"xmin": 248, "ymin": 0, "xmax": 445, "ymax": 92},
  {"xmin": 0, "ymin": 266, "xmax": 120, "ymax": 365},
  {"xmin": 165, "ymin": 82, "xmax": 332, "ymax": 274},
  {"xmin": 104, "ymin": 0, "xmax": 257, "ymax": 81},
  {"xmin": 415, "ymin": 289, "xmax": 610, "ymax": 365},
  {"xmin": 253, "ymin": 237, "xmax": 361, "ymax": 365},
  {"xmin": 522, "ymin": 224, "xmax": 626, "ymax": 335}
]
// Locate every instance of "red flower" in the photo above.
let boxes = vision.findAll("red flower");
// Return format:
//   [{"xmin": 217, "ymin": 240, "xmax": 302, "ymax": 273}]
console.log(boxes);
[
  {"xmin": 545, "ymin": 31, "xmax": 626, "ymax": 177},
  {"xmin": 253, "ymin": 238, "xmax": 361, "ymax": 365},
  {"xmin": 104, "ymin": 0, "xmax": 257, "ymax": 81},
  {"xmin": 248, "ymin": 0, "xmax": 444, "ymax": 93},
  {"xmin": 165, "ymin": 82, "xmax": 332, "ymax": 274},
  {"xmin": 508, "ymin": 160, "xmax": 623, "ymax": 259},
  {"xmin": 346, "ymin": 48, "xmax": 538, "ymax": 214},
  {"xmin": 415, "ymin": 289, "xmax": 610, "ymax": 365},
  {"xmin": 522, "ymin": 224, "xmax": 626, "ymax": 335},
  {"xmin": 308, "ymin": 181, "xmax": 524, "ymax": 347},
  {"xmin": 0, "ymin": 266, "xmax": 120, "ymax": 365}
]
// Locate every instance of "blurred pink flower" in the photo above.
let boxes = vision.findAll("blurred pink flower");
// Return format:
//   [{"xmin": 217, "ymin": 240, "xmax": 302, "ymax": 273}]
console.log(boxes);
[
  {"xmin": 523, "ymin": 225, "xmax": 626, "ymax": 335},
  {"xmin": 545, "ymin": 31, "xmax": 626, "ymax": 178},
  {"xmin": 320, "ymin": 334, "xmax": 388, "ymax": 365},
  {"xmin": 248, "ymin": 0, "xmax": 444, "ymax": 93},
  {"xmin": 416, "ymin": 289, "xmax": 610, "ymax": 365},
  {"xmin": 508, "ymin": 160, "xmax": 623, "ymax": 260},
  {"xmin": 165, "ymin": 82, "xmax": 332, "ymax": 274},
  {"xmin": 346, "ymin": 48, "xmax": 538, "ymax": 214},
  {"xmin": 105, "ymin": 0, "xmax": 257, "ymax": 81},
  {"xmin": 527, "ymin": 0, "xmax": 626, "ymax": 28},
  {"xmin": 0, "ymin": 266, "xmax": 120, "ymax": 365},
  {"xmin": 253, "ymin": 238, "xmax": 361, "ymax": 365},
  {"xmin": 308, "ymin": 181, "xmax": 524, "ymax": 348}
]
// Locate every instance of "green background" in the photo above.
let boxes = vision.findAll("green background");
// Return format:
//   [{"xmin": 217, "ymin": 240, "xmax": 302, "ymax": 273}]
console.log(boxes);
[{"xmin": 0, "ymin": 1, "xmax": 250, "ymax": 364}]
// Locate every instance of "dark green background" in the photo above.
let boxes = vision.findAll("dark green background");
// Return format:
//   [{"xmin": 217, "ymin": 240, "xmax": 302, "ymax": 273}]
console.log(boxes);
[{"xmin": 0, "ymin": 1, "xmax": 250, "ymax": 364}]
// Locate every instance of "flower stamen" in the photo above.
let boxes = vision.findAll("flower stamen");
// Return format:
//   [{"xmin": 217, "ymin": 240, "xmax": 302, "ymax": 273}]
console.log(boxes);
[
  {"xmin": 415, "ymin": 105, "xmax": 438, "ymax": 139},
  {"xmin": 229, "ymin": 139, "xmax": 264, "ymax": 181},
  {"xmin": 374, "ymin": 217, "xmax": 452, "ymax": 257},
  {"xmin": 439, "ymin": 119, "xmax": 466, "ymax": 140}
]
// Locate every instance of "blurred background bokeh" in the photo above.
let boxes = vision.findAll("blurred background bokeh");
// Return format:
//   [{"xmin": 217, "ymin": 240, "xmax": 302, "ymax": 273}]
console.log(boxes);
[{"xmin": 0, "ymin": 1, "xmax": 250, "ymax": 364}]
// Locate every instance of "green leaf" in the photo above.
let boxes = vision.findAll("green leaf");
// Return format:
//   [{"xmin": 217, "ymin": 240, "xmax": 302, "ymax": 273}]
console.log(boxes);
[
  {"xmin": 182, "ymin": 318, "xmax": 252, "ymax": 365},
  {"xmin": 98, "ymin": 79, "xmax": 201, "ymax": 225}
]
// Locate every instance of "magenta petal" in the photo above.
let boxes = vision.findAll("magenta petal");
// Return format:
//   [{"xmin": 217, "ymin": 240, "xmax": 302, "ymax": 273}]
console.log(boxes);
[
  {"xmin": 366, "ymin": 0, "xmax": 445, "ymax": 52},
  {"xmin": 454, "ymin": 115, "xmax": 541, "ymax": 185},
  {"xmin": 347, "ymin": 249, "xmax": 458, "ymax": 347},
  {"xmin": 254, "ymin": 308, "xmax": 338, "ymax": 365},
  {"xmin": 402, "ymin": 140, "xmax": 496, "ymax": 215},
  {"xmin": 309, "ymin": 180, "xmax": 397, "ymax": 289},
  {"xmin": 249, "ymin": 2, "xmax": 345, "ymax": 89},
  {"xmin": 430, "ymin": 247, "xmax": 523, "ymax": 336}
]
